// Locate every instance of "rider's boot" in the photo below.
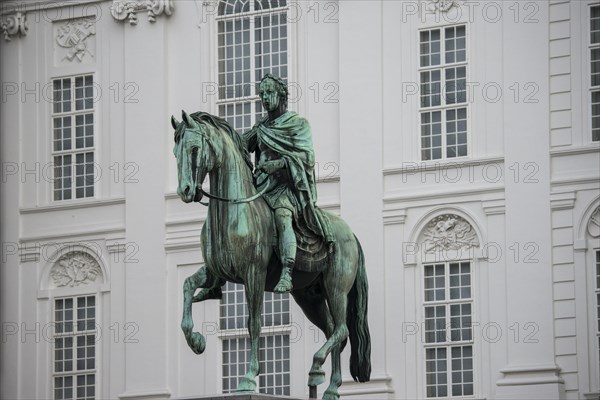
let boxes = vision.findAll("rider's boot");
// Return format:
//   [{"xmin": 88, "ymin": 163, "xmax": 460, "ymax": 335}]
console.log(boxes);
[{"xmin": 274, "ymin": 258, "xmax": 294, "ymax": 293}]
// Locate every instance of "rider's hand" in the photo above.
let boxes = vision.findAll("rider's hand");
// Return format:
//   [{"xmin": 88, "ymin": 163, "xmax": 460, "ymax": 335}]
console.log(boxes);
[{"xmin": 260, "ymin": 160, "xmax": 285, "ymax": 175}]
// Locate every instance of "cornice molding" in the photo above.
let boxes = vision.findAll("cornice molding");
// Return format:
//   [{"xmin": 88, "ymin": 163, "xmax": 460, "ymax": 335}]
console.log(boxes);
[{"xmin": 110, "ymin": 0, "xmax": 173, "ymax": 25}]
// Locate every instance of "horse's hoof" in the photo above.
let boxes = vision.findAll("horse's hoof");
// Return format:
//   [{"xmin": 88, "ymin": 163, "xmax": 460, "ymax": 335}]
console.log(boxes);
[
  {"xmin": 237, "ymin": 377, "xmax": 257, "ymax": 392},
  {"xmin": 189, "ymin": 332, "xmax": 206, "ymax": 354},
  {"xmin": 323, "ymin": 388, "xmax": 340, "ymax": 400},
  {"xmin": 308, "ymin": 369, "xmax": 326, "ymax": 386}
]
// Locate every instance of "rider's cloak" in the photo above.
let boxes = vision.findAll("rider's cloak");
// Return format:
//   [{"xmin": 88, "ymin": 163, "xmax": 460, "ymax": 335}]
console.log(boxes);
[{"xmin": 244, "ymin": 111, "xmax": 334, "ymax": 250}]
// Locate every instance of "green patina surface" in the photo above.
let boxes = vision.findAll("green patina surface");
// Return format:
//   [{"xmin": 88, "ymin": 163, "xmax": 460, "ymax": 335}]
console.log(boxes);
[{"xmin": 172, "ymin": 75, "xmax": 371, "ymax": 400}]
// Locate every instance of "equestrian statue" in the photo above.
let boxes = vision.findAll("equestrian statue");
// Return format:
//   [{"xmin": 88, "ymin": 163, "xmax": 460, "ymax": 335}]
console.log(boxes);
[{"xmin": 173, "ymin": 74, "xmax": 371, "ymax": 400}]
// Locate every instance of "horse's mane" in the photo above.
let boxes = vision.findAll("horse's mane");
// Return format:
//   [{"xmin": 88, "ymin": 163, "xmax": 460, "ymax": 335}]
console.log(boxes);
[{"xmin": 174, "ymin": 111, "xmax": 253, "ymax": 172}]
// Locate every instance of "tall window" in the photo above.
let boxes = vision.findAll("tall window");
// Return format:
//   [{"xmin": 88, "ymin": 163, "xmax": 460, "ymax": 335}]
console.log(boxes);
[
  {"xmin": 595, "ymin": 250, "xmax": 600, "ymax": 375},
  {"xmin": 423, "ymin": 262, "xmax": 474, "ymax": 398},
  {"xmin": 52, "ymin": 74, "xmax": 95, "ymax": 201},
  {"xmin": 591, "ymin": 5, "xmax": 600, "ymax": 141},
  {"xmin": 53, "ymin": 295, "xmax": 96, "ymax": 400},
  {"xmin": 419, "ymin": 25, "xmax": 468, "ymax": 160},
  {"xmin": 217, "ymin": 0, "xmax": 289, "ymax": 131},
  {"xmin": 220, "ymin": 282, "xmax": 291, "ymax": 395},
  {"xmin": 216, "ymin": 1, "xmax": 291, "ymax": 394}
]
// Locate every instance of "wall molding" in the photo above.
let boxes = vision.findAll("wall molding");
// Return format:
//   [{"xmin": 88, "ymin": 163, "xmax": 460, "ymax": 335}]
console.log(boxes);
[
  {"xmin": 496, "ymin": 363, "xmax": 564, "ymax": 386},
  {"xmin": 340, "ymin": 375, "xmax": 394, "ymax": 396},
  {"xmin": 118, "ymin": 390, "xmax": 171, "ymax": 400},
  {"xmin": 550, "ymin": 190, "xmax": 576, "ymax": 210},
  {"xmin": 384, "ymin": 184, "xmax": 504, "ymax": 206}
]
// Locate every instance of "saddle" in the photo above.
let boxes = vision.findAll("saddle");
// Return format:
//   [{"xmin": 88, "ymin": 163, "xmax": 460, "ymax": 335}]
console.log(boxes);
[{"xmin": 274, "ymin": 207, "xmax": 334, "ymax": 273}]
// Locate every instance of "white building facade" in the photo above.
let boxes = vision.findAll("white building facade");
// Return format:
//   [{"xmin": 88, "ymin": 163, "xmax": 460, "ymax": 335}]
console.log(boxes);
[{"xmin": 1, "ymin": 1, "xmax": 599, "ymax": 399}]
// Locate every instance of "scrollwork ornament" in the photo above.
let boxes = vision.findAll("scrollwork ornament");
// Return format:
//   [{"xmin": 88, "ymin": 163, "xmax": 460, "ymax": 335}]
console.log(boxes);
[
  {"xmin": 111, "ymin": 0, "xmax": 173, "ymax": 25},
  {"xmin": 50, "ymin": 252, "xmax": 103, "ymax": 288},
  {"xmin": 423, "ymin": 214, "xmax": 479, "ymax": 253},
  {"xmin": 1, "ymin": 12, "xmax": 28, "ymax": 41},
  {"xmin": 428, "ymin": 0, "xmax": 458, "ymax": 12},
  {"xmin": 588, "ymin": 206, "xmax": 600, "ymax": 238}
]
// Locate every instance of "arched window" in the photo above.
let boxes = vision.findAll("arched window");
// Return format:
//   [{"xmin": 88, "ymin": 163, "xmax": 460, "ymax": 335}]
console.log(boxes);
[
  {"xmin": 417, "ymin": 213, "xmax": 480, "ymax": 398},
  {"xmin": 41, "ymin": 249, "xmax": 107, "ymax": 400},
  {"xmin": 588, "ymin": 206, "xmax": 600, "ymax": 390},
  {"xmin": 216, "ymin": 0, "xmax": 289, "ymax": 131}
]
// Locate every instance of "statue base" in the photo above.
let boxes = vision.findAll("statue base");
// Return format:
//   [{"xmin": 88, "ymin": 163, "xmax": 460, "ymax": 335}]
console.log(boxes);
[{"xmin": 179, "ymin": 394, "xmax": 306, "ymax": 400}]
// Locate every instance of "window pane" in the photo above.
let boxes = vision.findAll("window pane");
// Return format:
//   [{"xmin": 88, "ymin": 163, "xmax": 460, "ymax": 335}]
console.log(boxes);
[
  {"xmin": 445, "ymin": 66, "xmax": 466, "ymax": 104},
  {"xmin": 445, "ymin": 26, "xmax": 466, "ymax": 64},
  {"xmin": 592, "ymin": 48, "xmax": 600, "ymax": 87},
  {"xmin": 446, "ymin": 108, "xmax": 467, "ymax": 158},
  {"xmin": 425, "ymin": 305, "xmax": 447, "ymax": 343},
  {"xmin": 420, "ymin": 29, "xmax": 441, "ymax": 67},
  {"xmin": 450, "ymin": 345, "xmax": 474, "ymax": 396},
  {"xmin": 425, "ymin": 348, "xmax": 447, "ymax": 397},
  {"xmin": 258, "ymin": 335, "xmax": 290, "ymax": 395},
  {"xmin": 420, "ymin": 70, "xmax": 441, "ymax": 107},
  {"xmin": 421, "ymin": 112, "xmax": 443, "ymax": 161},
  {"xmin": 593, "ymin": 92, "xmax": 600, "ymax": 142},
  {"xmin": 592, "ymin": 6, "xmax": 600, "ymax": 44}
]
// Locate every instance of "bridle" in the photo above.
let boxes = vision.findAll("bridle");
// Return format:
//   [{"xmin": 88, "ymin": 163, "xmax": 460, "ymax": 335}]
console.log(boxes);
[{"xmin": 184, "ymin": 126, "xmax": 269, "ymax": 206}]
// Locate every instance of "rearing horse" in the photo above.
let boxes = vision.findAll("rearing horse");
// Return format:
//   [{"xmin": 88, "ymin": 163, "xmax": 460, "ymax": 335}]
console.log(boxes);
[{"xmin": 173, "ymin": 110, "xmax": 370, "ymax": 400}]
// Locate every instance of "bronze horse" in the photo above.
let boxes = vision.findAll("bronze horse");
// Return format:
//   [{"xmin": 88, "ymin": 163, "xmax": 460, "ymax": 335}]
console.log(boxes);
[{"xmin": 172, "ymin": 111, "xmax": 370, "ymax": 400}]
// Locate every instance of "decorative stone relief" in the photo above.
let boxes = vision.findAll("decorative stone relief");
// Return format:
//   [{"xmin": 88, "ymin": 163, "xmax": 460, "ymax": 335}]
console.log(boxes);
[
  {"xmin": 50, "ymin": 252, "xmax": 103, "ymax": 288},
  {"xmin": 111, "ymin": 0, "xmax": 174, "ymax": 25},
  {"xmin": 1, "ymin": 12, "xmax": 28, "ymax": 41},
  {"xmin": 54, "ymin": 17, "xmax": 96, "ymax": 65},
  {"xmin": 427, "ymin": 0, "xmax": 459, "ymax": 12},
  {"xmin": 588, "ymin": 206, "xmax": 600, "ymax": 238},
  {"xmin": 422, "ymin": 214, "xmax": 479, "ymax": 253}
]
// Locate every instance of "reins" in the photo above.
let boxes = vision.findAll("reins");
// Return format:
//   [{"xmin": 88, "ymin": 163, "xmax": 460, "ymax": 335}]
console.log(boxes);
[
  {"xmin": 195, "ymin": 158, "xmax": 270, "ymax": 206},
  {"xmin": 198, "ymin": 181, "xmax": 269, "ymax": 206}
]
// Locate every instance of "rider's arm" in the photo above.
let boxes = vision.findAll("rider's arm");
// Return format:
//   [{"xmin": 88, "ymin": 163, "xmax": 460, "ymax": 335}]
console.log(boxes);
[{"xmin": 242, "ymin": 128, "xmax": 258, "ymax": 153}]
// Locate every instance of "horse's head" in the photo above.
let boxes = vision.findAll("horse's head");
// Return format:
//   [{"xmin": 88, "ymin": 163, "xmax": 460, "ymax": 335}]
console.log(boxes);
[{"xmin": 172, "ymin": 110, "xmax": 222, "ymax": 203}]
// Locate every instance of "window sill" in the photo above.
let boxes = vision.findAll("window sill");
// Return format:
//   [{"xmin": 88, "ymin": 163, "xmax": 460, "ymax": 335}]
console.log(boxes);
[
  {"xmin": 20, "ymin": 197, "xmax": 125, "ymax": 214},
  {"xmin": 383, "ymin": 155, "xmax": 504, "ymax": 176}
]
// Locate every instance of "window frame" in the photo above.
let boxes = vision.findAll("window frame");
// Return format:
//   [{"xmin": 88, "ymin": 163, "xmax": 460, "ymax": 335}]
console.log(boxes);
[
  {"xmin": 592, "ymin": 248, "xmax": 600, "ymax": 393},
  {"xmin": 50, "ymin": 73, "xmax": 97, "ymax": 203},
  {"xmin": 51, "ymin": 293, "xmax": 99, "ymax": 400},
  {"xmin": 589, "ymin": 4, "xmax": 600, "ymax": 142},
  {"xmin": 420, "ymin": 260, "xmax": 477, "ymax": 399},
  {"xmin": 218, "ymin": 282, "xmax": 292, "ymax": 395},
  {"xmin": 212, "ymin": 1, "xmax": 296, "ymax": 395},
  {"xmin": 418, "ymin": 24, "xmax": 470, "ymax": 162},
  {"xmin": 214, "ymin": 0, "xmax": 290, "ymax": 132}
]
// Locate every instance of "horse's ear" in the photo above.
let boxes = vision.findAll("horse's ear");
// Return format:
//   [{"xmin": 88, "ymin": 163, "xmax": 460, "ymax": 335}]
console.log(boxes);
[
  {"xmin": 182, "ymin": 110, "xmax": 198, "ymax": 129},
  {"xmin": 171, "ymin": 115, "xmax": 180, "ymax": 130}
]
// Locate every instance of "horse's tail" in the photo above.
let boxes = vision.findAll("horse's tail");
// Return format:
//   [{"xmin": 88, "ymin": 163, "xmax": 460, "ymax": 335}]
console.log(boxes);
[{"xmin": 347, "ymin": 236, "xmax": 371, "ymax": 382}]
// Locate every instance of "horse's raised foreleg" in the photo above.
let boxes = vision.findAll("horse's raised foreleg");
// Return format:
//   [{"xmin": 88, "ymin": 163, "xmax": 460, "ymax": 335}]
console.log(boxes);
[
  {"xmin": 181, "ymin": 266, "xmax": 220, "ymax": 354},
  {"xmin": 237, "ymin": 270, "xmax": 266, "ymax": 392}
]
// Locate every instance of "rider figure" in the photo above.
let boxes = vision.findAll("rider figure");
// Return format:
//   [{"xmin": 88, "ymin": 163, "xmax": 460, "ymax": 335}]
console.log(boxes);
[{"xmin": 244, "ymin": 74, "xmax": 333, "ymax": 293}]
